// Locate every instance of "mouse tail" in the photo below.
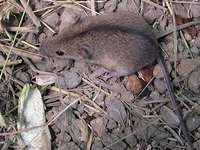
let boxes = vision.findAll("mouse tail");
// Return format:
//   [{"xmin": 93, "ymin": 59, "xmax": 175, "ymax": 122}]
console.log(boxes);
[{"xmin": 157, "ymin": 57, "xmax": 193, "ymax": 150}]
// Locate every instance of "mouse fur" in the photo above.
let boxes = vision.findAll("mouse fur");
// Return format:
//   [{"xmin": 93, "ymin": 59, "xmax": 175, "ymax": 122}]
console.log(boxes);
[{"xmin": 40, "ymin": 11, "xmax": 160, "ymax": 77}]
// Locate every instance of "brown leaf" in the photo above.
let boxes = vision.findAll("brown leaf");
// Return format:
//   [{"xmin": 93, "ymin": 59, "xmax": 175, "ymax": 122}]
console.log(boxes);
[
  {"xmin": 138, "ymin": 64, "xmax": 155, "ymax": 82},
  {"xmin": 175, "ymin": 15, "xmax": 198, "ymax": 38},
  {"xmin": 127, "ymin": 74, "xmax": 144, "ymax": 95}
]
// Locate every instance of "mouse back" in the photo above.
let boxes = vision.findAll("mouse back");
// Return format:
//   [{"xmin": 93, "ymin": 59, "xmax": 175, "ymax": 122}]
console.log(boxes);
[{"xmin": 40, "ymin": 11, "xmax": 160, "ymax": 77}]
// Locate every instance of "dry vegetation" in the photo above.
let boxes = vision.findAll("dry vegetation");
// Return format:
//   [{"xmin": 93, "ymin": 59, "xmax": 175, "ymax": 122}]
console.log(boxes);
[{"xmin": 0, "ymin": 0, "xmax": 200, "ymax": 149}]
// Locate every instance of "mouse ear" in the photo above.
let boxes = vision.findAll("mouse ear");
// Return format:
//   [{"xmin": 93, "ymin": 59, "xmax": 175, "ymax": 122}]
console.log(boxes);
[{"xmin": 78, "ymin": 44, "xmax": 93, "ymax": 59}]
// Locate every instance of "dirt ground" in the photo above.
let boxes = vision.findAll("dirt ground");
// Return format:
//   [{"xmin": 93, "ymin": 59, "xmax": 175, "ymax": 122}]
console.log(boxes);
[{"xmin": 0, "ymin": 0, "xmax": 200, "ymax": 149}]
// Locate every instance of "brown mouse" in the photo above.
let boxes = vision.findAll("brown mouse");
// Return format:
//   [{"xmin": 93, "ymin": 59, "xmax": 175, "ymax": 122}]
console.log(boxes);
[{"xmin": 40, "ymin": 11, "xmax": 193, "ymax": 149}]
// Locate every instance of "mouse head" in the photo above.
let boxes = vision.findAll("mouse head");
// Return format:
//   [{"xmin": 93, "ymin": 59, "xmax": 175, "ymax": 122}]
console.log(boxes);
[{"xmin": 40, "ymin": 38, "xmax": 94, "ymax": 61}]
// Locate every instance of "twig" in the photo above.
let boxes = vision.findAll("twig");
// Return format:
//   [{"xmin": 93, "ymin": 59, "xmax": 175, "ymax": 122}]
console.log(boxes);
[
  {"xmin": 73, "ymin": 0, "xmax": 101, "ymax": 15},
  {"xmin": 142, "ymin": 0, "xmax": 167, "ymax": 10},
  {"xmin": 0, "ymin": 59, "xmax": 22, "ymax": 67},
  {"xmin": 103, "ymin": 119, "xmax": 159, "ymax": 149},
  {"xmin": 90, "ymin": 0, "xmax": 96, "ymax": 16},
  {"xmin": 0, "ymin": 43, "xmax": 43, "ymax": 61},
  {"xmin": 7, "ymin": 26, "xmax": 37, "ymax": 33},
  {"xmin": 19, "ymin": 0, "xmax": 41, "ymax": 27},
  {"xmin": 157, "ymin": 20, "xmax": 200, "ymax": 39},
  {"xmin": 0, "ymin": 0, "xmax": 28, "ymax": 80}
]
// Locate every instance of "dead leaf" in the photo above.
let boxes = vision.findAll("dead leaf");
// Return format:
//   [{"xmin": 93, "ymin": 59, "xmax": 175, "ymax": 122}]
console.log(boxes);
[
  {"xmin": 161, "ymin": 106, "xmax": 179, "ymax": 126},
  {"xmin": 127, "ymin": 74, "xmax": 144, "ymax": 95},
  {"xmin": 34, "ymin": 74, "xmax": 56, "ymax": 86},
  {"xmin": 0, "ymin": 111, "xmax": 6, "ymax": 127},
  {"xmin": 138, "ymin": 64, "xmax": 155, "ymax": 82},
  {"xmin": 18, "ymin": 84, "xmax": 51, "ymax": 150},
  {"xmin": 187, "ymin": 66, "xmax": 200, "ymax": 94},
  {"xmin": 105, "ymin": 96, "xmax": 127, "ymax": 123},
  {"xmin": 90, "ymin": 117, "xmax": 104, "ymax": 137},
  {"xmin": 175, "ymin": 15, "xmax": 198, "ymax": 39},
  {"xmin": 72, "ymin": 119, "xmax": 89, "ymax": 143}
]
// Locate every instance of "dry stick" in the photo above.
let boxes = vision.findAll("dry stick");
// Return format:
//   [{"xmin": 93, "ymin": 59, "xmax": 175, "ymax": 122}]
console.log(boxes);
[
  {"xmin": 73, "ymin": 0, "xmax": 101, "ymax": 15},
  {"xmin": 0, "ymin": 59, "xmax": 22, "ymax": 67},
  {"xmin": 0, "ymin": 43, "xmax": 43, "ymax": 61},
  {"xmin": 172, "ymin": 1, "xmax": 200, "ymax": 4},
  {"xmin": 7, "ymin": 26, "xmax": 36, "ymax": 33},
  {"xmin": 179, "ymin": 31, "xmax": 194, "ymax": 58},
  {"xmin": 136, "ymin": 75, "xmax": 155, "ymax": 98},
  {"xmin": 157, "ymin": 20, "xmax": 200, "ymax": 39},
  {"xmin": 90, "ymin": 0, "xmax": 96, "ymax": 16},
  {"xmin": 142, "ymin": 0, "xmax": 167, "ymax": 10},
  {"xmin": 0, "ymin": 0, "xmax": 28, "ymax": 80},
  {"xmin": 164, "ymin": 125, "xmax": 184, "ymax": 145},
  {"xmin": 47, "ymin": 99, "xmax": 80, "ymax": 126},
  {"xmin": 19, "ymin": 0, "xmax": 41, "ymax": 27},
  {"xmin": 8, "ymin": 0, "xmax": 24, "ymax": 12}
]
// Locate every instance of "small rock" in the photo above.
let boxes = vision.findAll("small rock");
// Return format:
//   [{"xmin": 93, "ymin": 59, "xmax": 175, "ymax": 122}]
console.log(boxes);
[
  {"xmin": 160, "ymin": 106, "xmax": 179, "ymax": 126},
  {"xmin": 150, "ymin": 90, "xmax": 160, "ymax": 100},
  {"xmin": 57, "ymin": 71, "xmax": 81, "ymax": 89},
  {"xmin": 177, "ymin": 51, "xmax": 189, "ymax": 60},
  {"xmin": 184, "ymin": 32, "xmax": 192, "ymax": 41},
  {"xmin": 188, "ymin": 66, "xmax": 200, "ymax": 94},
  {"xmin": 185, "ymin": 110, "xmax": 200, "ymax": 131},
  {"xmin": 177, "ymin": 57, "xmax": 200, "ymax": 77},
  {"xmin": 154, "ymin": 79, "xmax": 167, "ymax": 93},
  {"xmin": 191, "ymin": 35, "xmax": 200, "ymax": 48},
  {"xmin": 153, "ymin": 61, "xmax": 172, "ymax": 79},
  {"xmin": 105, "ymin": 96, "xmax": 127, "ymax": 123},
  {"xmin": 90, "ymin": 117, "xmax": 104, "ymax": 137},
  {"xmin": 65, "ymin": 142, "xmax": 81, "ymax": 150},
  {"xmin": 102, "ymin": 134, "xmax": 127, "ymax": 150},
  {"xmin": 191, "ymin": 47, "xmax": 200, "ymax": 55},
  {"xmin": 124, "ymin": 127, "xmax": 137, "ymax": 147},
  {"xmin": 58, "ymin": 132, "xmax": 71, "ymax": 143},
  {"xmin": 153, "ymin": 64, "xmax": 163, "ymax": 78},
  {"xmin": 91, "ymin": 139, "xmax": 104, "ymax": 150},
  {"xmin": 165, "ymin": 61, "xmax": 173, "ymax": 74}
]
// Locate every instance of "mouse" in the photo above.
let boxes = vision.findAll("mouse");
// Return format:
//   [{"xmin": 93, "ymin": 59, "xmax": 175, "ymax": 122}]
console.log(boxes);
[{"xmin": 40, "ymin": 11, "xmax": 193, "ymax": 149}]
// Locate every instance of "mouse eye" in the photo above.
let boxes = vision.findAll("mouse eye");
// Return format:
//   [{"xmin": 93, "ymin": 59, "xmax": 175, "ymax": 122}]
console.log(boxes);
[{"xmin": 56, "ymin": 50, "xmax": 64, "ymax": 56}]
